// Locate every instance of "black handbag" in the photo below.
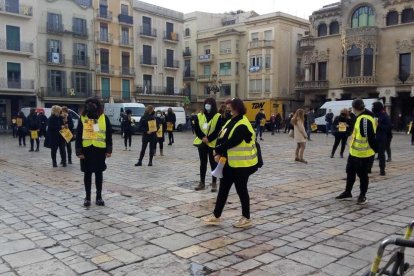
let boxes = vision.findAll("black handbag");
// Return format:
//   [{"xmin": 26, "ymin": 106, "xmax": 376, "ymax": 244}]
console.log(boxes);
[{"xmin": 255, "ymin": 141, "xmax": 264, "ymax": 168}]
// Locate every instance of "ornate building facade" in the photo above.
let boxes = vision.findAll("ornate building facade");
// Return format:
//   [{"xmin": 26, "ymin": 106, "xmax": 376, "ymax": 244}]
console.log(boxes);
[{"xmin": 296, "ymin": 0, "xmax": 414, "ymax": 125}]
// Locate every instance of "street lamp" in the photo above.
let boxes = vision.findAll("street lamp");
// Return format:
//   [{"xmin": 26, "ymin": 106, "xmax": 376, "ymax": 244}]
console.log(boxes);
[{"xmin": 209, "ymin": 72, "xmax": 222, "ymax": 98}]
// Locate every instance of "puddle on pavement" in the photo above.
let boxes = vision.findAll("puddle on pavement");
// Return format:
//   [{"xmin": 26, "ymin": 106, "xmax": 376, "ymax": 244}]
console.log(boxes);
[{"xmin": 190, "ymin": 263, "xmax": 213, "ymax": 276}]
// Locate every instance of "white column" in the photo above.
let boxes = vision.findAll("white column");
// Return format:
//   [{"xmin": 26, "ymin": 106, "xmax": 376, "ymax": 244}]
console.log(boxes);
[{"xmin": 305, "ymin": 67, "xmax": 310, "ymax": 81}]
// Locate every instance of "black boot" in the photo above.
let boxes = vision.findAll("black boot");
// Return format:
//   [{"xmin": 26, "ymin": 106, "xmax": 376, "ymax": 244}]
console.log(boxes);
[
  {"xmin": 68, "ymin": 157, "xmax": 72, "ymax": 164},
  {"xmin": 195, "ymin": 181, "xmax": 205, "ymax": 191}
]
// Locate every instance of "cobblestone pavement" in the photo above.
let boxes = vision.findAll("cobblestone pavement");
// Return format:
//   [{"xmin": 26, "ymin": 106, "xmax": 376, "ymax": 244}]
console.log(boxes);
[{"xmin": 1, "ymin": 131, "xmax": 414, "ymax": 276}]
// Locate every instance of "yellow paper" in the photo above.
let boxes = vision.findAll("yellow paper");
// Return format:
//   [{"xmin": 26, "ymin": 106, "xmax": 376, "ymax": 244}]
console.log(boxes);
[
  {"xmin": 148, "ymin": 120, "xmax": 157, "ymax": 133},
  {"xmin": 167, "ymin": 122, "xmax": 173, "ymax": 132},
  {"xmin": 260, "ymin": 119, "xmax": 266, "ymax": 126},
  {"xmin": 30, "ymin": 130, "xmax": 38, "ymax": 139},
  {"xmin": 338, "ymin": 122, "xmax": 347, "ymax": 132},
  {"xmin": 60, "ymin": 128, "xmax": 73, "ymax": 143},
  {"xmin": 408, "ymin": 122, "xmax": 413, "ymax": 135},
  {"xmin": 12, "ymin": 119, "xmax": 16, "ymax": 124},
  {"xmin": 311, "ymin": 123, "xmax": 318, "ymax": 132},
  {"xmin": 83, "ymin": 119, "xmax": 97, "ymax": 140},
  {"xmin": 157, "ymin": 125, "xmax": 163, "ymax": 138},
  {"xmin": 16, "ymin": 118, "xmax": 22, "ymax": 127}
]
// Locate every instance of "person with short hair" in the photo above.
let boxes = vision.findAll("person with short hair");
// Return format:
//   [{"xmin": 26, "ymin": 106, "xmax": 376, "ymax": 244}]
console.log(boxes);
[
  {"xmin": 135, "ymin": 105, "xmax": 157, "ymax": 166},
  {"xmin": 325, "ymin": 109, "xmax": 334, "ymax": 135},
  {"xmin": 372, "ymin": 101, "xmax": 392, "ymax": 176},
  {"xmin": 165, "ymin": 108, "xmax": 176, "ymax": 145},
  {"xmin": 336, "ymin": 98, "xmax": 377, "ymax": 205},
  {"xmin": 306, "ymin": 108, "xmax": 315, "ymax": 141},
  {"xmin": 27, "ymin": 108, "xmax": 40, "ymax": 152},
  {"xmin": 46, "ymin": 105, "xmax": 66, "ymax": 167},
  {"xmin": 255, "ymin": 109, "xmax": 266, "ymax": 141},
  {"xmin": 154, "ymin": 110, "xmax": 166, "ymax": 156},
  {"xmin": 61, "ymin": 106, "xmax": 74, "ymax": 164},
  {"xmin": 121, "ymin": 109, "xmax": 133, "ymax": 151},
  {"xmin": 16, "ymin": 111, "xmax": 27, "ymax": 147}
]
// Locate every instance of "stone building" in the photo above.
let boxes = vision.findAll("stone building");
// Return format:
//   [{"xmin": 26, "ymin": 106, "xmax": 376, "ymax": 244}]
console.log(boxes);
[{"xmin": 296, "ymin": 0, "xmax": 414, "ymax": 125}]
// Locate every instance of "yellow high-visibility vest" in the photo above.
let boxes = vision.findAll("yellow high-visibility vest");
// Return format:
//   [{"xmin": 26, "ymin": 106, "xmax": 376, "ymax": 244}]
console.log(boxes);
[
  {"xmin": 349, "ymin": 114, "xmax": 376, "ymax": 158},
  {"xmin": 193, "ymin": 113, "xmax": 221, "ymax": 148},
  {"xmin": 225, "ymin": 116, "xmax": 258, "ymax": 168},
  {"xmin": 81, "ymin": 114, "xmax": 106, "ymax": 148}
]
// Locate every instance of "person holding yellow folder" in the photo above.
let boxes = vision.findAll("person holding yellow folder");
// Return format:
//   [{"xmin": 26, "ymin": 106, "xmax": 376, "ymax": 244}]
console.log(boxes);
[
  {"xmin": 27, "ymin": 108, "xmax": 40, "ymax": 152},
  {"xmin": 331, "ymin": 109, "xmax": 351, "ymax": 158},
  {"xmin": 135, "ymin": 105, "xmax": 158, "ymax": 166}
]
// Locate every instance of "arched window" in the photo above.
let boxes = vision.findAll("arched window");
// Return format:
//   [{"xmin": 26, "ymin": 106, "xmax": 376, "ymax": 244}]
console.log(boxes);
[
  {"xmin": 347, "ymin": 45, "xmax": 361, "ymax": 77},
  {"xmin": 401, "ymin": 8, "xmax": 414, "ymax": 23},
  {"xmin": 329, "ymin": 21, "xmax": 340, "ymax": 34},
  {"xmin": 351, "ymin": 6, "xmax": 375, "ymax": 28},
  {"xmin": 386, "ymin": 11, "xmax": 399, "ymax": 26},
  {"xmin": 363, "ymin": 47, "xmax": 374, "ymax": 76},
  {"xmin": 318, "ymin": 23, "xmax": 327, "ymax": 37}
]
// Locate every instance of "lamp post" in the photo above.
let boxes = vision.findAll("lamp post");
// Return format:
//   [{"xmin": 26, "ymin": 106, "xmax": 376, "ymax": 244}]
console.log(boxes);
[{"xmin": 209, "ymin": 72, "xmax": 222, "ymax": 98}]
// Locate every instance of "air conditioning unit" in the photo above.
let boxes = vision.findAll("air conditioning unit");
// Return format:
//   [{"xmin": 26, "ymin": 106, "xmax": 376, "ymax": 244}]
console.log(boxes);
[
  {"xmin": 52, "ymin": 53, "xmax": 60, "ymax": 63},
  {"xmin": 69, "ymin": 88, "xmax": 75, "ymax": 96}
]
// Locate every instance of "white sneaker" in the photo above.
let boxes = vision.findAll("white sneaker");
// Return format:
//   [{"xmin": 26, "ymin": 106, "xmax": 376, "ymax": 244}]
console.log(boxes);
[{"xmin": 233, "ymin": 217, "xmax": 252, "ymax": 228}]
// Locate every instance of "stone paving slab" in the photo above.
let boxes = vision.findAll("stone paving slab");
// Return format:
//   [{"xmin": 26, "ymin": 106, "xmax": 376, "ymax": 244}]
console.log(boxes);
[{"xmin": 1, "ymin": 133, "xmax": 414, "ymax": 275}]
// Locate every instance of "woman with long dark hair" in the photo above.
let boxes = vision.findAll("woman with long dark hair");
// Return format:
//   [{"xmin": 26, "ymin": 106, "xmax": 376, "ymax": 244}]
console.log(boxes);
[
  {"xmin": 75, "ymin": 98, "xmax": 112, "ymax": 207},
  {"xmin": 135, "ymin": 105, "xmax": 158, "ymax": 166}
]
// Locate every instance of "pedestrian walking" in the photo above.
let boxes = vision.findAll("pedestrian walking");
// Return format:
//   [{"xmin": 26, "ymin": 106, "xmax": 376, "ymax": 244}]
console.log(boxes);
[
  {"xmin": 61, "ymin": 106, "xmax": 74, "ymax": 164},
  {"xmin": 372, "ymin": 102, "xmax": 392, "ymax": 176},
  {"xmin": 270, "ymin": 113, "xmax": 276, "ymax": 135},
  {"xmin": 45, "ymin": 105, "xmax": 66, "ymax": 167},
  {"xmin": 193, "ymin": 98, "xmax": 222, "ymax": 192},
  {"xmin": 306, "ymin": 108, "xmax": 316, "ymax": 141},
  {"xmin": 325, "ymin": 109, "xmax": 334, "ymax": 135},
  {"xmin": 201, "ymin": 98, "xmax": 258, "ymax": 228},
  {"xmin": 154, "ymin": 110, "xmax": 166, "ymax": 156},
  {"xmin": 16, "ymin": 111, "xmax": 27, "ymax": 147},
  {"xmin": 165, "ymin": 108, "xmax": 176, "ymax": 145},
  {"xmin": 255, "ymin": 109, "xmax": 266, "ymax": 141},
  {"xmin": 336, "ymin": 98, "xmax": 377, "ymax": 205},
  {"xmin": 11, "ymin": 115, "xmax": 17, "ymax": 138},
  {"xmin": 386, "ymin": 126, "xmax": 393, "ymax": 162},
  {"xmin": 292, "ymin": 109, "xmax": 308, "ymax": 164},
  {"xmin": 135, "ymin": 105, "xmax": 158, "ymax": 166},
  {"xmin": 121, "ymin": 109, "xmax": 133, "ymax": 151},
  {"xmin": 275, "ymin": 113, "xmax": 282, "ymax": 133},
  {"xmin": 284, "ymin": 113, "xmax": 293, "ymax": 133},
  {"xmin": 409, "ymin": 112, "xmax": 414, "ymax": 145},
  {"xmin": 38, "ymin": 111, "xmax": 48, "ymax": 139},
  {"xmin": 331, "ymin": 109, "xmax": 351, "ymax": 158},
  {"xmin": 27, "ymin": 108, "xmax": 40, "ymax": 152},
  {"xmin": 75, "ymin": 97, "xmax": 112, "ymax": 207}
]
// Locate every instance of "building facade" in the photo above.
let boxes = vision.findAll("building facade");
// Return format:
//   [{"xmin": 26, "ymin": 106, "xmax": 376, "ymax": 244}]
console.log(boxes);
[
  {"xmin": 296, "ymin": 0, "xmax": 414, "ymax": 125},
  {"xmin": 0, "ymin": 0, "xmax": 36, "ymax": 129},
  {"xmin": 133, "ymin": 0, "xmax": 184, "ymax": 106}
]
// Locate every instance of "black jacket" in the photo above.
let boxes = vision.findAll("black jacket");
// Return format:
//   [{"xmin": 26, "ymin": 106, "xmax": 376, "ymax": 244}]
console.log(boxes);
[
  {"xmin": 333, "ymin": 115, "xmax": 352, "ymax": 136},
  {"xmin": 193, "ymin": 112, "xmax": 223, "ymax": 145},
  {"xmin": 27, "ymin": 114, "xmax": 40, "ymax": 130},
  {"xmin": 46, "ymin": 115, "xmax": 64, "ymax": 147},
  {"xmin": 63, "ymin": 114, "xmax": 74, "ymax": 133},
  {"xmin": 39, "ymin": 114, "xmax": 48, "ymax": 130},
  {"xmin": 165, "ymin": 112, "xmax": 176, "ymax": 129},
  {"xmin": 121, "ymin": 116, "xmax": 134, "ymax": 134},
  {"xmin": 75, "ymin": 114, "xmax": 113, "ymax": 155},
  {"xmin": 139, "ymin": 112, "xmax": 158, "ymax": 137},
  {"xmin": 255, "ymin": 112, "xmax": 266, "ymax": 127},
  {"xmin": 374, "ymin": 111, "xmax": 392, "ymax": 142}
]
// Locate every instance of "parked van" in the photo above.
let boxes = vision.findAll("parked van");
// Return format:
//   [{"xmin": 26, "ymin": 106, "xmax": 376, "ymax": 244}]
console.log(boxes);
[
  {"xmin": 244, "ymin": 99, "xmax": 284, "ymax": 130},
  {"xmin": 104, "ymin": 103, "xmax": 145, "ymax": 132},
  {"xmin": 315, "ymin": 98, "xmax": 381, "ymax": 131},
  {"xmin": 21, "ymin": 107, "xmax": 80, "ymax": 129},
  {"xmin": 154, "ymin": 106, "xmax": 186, "ymax": 131}
]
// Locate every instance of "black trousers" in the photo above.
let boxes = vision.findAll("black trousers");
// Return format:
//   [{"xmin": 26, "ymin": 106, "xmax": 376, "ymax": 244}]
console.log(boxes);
[
  {"xmin": 167, "ymin": 131, "xmax": 174, "ymax": 144},
  {"xmin": 18, "ymin": 134, "xmax": 26, "ymax": 146},
  {"xmin": 138, "ymin": 134, "xmax": 156, "ymax": 163},
  {"xmin": 331, "ymin": 134, "xmax": 347, "ymax": 156},
  {"xmin": 214, "ymin": 171, "xmax": 250, "ymax": 219},
  {"xmin": 345, "ymin": 155, "xmax": 371, "ymax": 197},
  {"xmin": 197, "ymin": 144, "xmax": 217, "ymax": 183},
  {"xmin": 411, "ymin": 131, "xmax": 414, "ymax": 144},
  {"xmin": 386, "ymin": 135, "xmax": 392, "ymax": 160},
  {"xmin": 124, "ymin": 133, "xmax": 132, "ymax": 148},
  {"xmin": 30, "ymin": 138, "xmax": 40, "ymax": 150},
  {"xmin": 377, "ymin": 142, "xmax": 386, "ymax": 173},
  {"xmin": 154, "ymin": 140, "xmax": 163, "ymax": 154},
  {"xmin": 51, "ymin": 142, "xmax": 66, "ymax": 165},
  {"xmin": 65, "ymin": 142, "xmax": 72, "ymax": 162},
  {"xmin": 84, "ymin": 171, "xmax": 103, "ymax": 200}
]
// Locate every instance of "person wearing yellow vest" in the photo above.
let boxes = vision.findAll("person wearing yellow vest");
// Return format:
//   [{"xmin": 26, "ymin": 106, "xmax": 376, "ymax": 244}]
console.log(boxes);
[
  {"xmin": 76, "ymin": 98, "xmax": 112, "ymax": 207},
  {"xmin": 193, "ymin": 98, "xmax": 223, "ymax": 192},
  {"xmin": 336, "ymin": 98, "xmax": 377, "ymax": 205},
  {"xmin": 202, "ymin": 98, "xmax": 258, "ymax": 228}
]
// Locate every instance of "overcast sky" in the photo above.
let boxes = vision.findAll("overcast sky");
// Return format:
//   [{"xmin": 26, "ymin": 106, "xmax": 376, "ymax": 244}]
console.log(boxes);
[{"xmin": 140, "ymin": 0, "xmax": 336, "ymax": 19}]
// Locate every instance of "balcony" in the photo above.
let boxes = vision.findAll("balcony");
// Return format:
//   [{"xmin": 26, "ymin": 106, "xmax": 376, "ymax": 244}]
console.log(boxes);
[
  {"xmin": 72, "ymin": 55, "xmax": 90, "ymax": 67},
  {"xmin": 96, "ymin": 64, "xmax": 115, "ymax": 75},
  {"xmin": 47, "ymin": 23, "xmax": 65, "ymax": 34},
  {"xmin": 0, "ymin": 39, "xmax": 33, "ymax": 55},
  {"xmin": 96, "ymin": 9, "xmax": 112, "ymax": 21},
  {"xmin": 40, "ymin": 87, "xmax": 92, "ymax": 98},
  {"xmin": 183, "ymin": 70, "xmax": 195, "ymax": 80},
  {"xmin": 136, "ymin": 85, "xmax": 184, "ymax": 96},
  {"xmin": 0, "ymin": 78, "xmax": 34, "ymax": 90},
  {"xmin": 118, "ymin": 14, "xmax": 133, "ymax": 25},
  {"xmin": 183, "ymin": 49, "xmax": 191, "ymax": 57},
  {"xmin": 198, "ymin": 54, "xmax": 214, "ymax": 63},
  {"xmin": 249, "ymin": 66, "xmax": 262, "ymax": 73},
  {"xmin": 340, "ymin": 76, "xmax": 377, "ymax": 87},
  {"xmin": 295, "ymin": 80, "xmax": 329, "ymax": 90},
  {"xmin": 139, "ymin": 26, "xmax": 157, "ymax": 38},
  {"xmin": 72, "ymin": 27, "xmax": 88, "ymax": 38},
  {"xmin": 248, "ymin": 40, "xmax": 274, "ymax": 49},
  {"xmin": 197, "ymin": 75, "xmax": 211, "ymax": 82},
  {"xmin": 345, "ymin": 27, "xmax": 379, "ymax": 38},
  {"xmin": 163, "ymin": 31, "xmax": 179, "ymax": 43},
  {"xmin": 395, "ymin": 74, "xmax": 414, "ymax": 85},
  {"xmin": 0, "ymin": 1, "xmax": 32, "ymax": 18},
  {"xmin": 164, "ymin": 60, "xmax": 179, "ymax": 70},
  {"xmin": 140, "ymin": 56, "xmax": 157, "ymax": 67},
  {"xmin": 297, "ymin": 36, "xmax": 315, "ymax": 53},
  {"xmin": 96, "ymin": 32, "xmax": 113, "ymax": 44},
  {"xmin": 119, "ymin": 36, "xmax": 134, "ymax": 48},
  {"xmin": 119, "ymin": 66, "xmax": 135, "ymax": 77},
  {"xmin": 47, "ymin": 52, "xmax": 65, "ymax": 66}
]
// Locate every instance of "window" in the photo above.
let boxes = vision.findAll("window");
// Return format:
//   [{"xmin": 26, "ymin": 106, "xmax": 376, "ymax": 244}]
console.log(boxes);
[
  {"xmin": 6, "ymin": 25, "xmax": 20, "ymax": 51},
  {"xmin": 236, "ymin": 62, "xmax": 239, "ymax": 75},
  {"xmin": 47, "ymin": 39, "xmax": 62, "ymax": 63},
  {"xmin": 100, "ymin": 48, "xmax": 109, "ymax": 72},
  {"xmin": 264, "ymin": 30, "xmax": 272, "ymax": 41},
  {"xmin": 166, "ymin": 49, "xmax": 174, "ymax": 67},
  {"xmin": 204, "ymin": 46, "xmax": 211, "ymax": 55},
  {"xmin": 184, "ymin": 59, "xmax": 191, "ymax": 76},
  {"xmin": 363, "ymin": 47, "xmax": 374, "ymax": 76},
  {"xmin": 204, "ymin": 85, "xmax": 210, "ymax": 95},
  {"xmin": 73, "ymin": 18, "xmax": 87, "ymax": 36},
  {"xmin": 47, "ymin": 13, "xmax": 62, "ymax": 32},
  {"xmin": 100, "ymin": 23, "xmax": 109, "ymax": 42},
  {"xmin": 121, "ymin": 4, "xmax": 129, "ymax": 15},
  {"xmin": 166, "ymin": 77, "xmax": 174, "ymax": 95},
  {"xmin": 203, "ymin": 65, "xmax": 211, "ymax": 76},
  {"xmin": 74, "ymin": 72, "xmax": 87, "ymax": 93},
  {"xmin": 142, "ymin": 45, "xmax": 152, "ymax": 64},
  {"xmin": 251, "ymin": 32, "xmax": 258, "ymax": 41},
  {"xmin": 310, "ymin": 63, "xmax": 316, "ymax": 80},
  {"xmin": 121, "ymin": 27, "xmax": 129, "ymax": 44},
  {"xmin": 386, "ymin": 11, "xmax": 399, "ymax": 26},
  {"xmin": 401, "ymin": 8, "xmax": 414, "ymax": 24},
  {"xmin": 318, "ymin": 62, "xmax": 327, "ymax": 80},
  {"xmin": 49, "ymin": 70, "xmax": 65, "ymax": 93},
  {"xmin": 142, "ymin": 16, "xmax": 152, "ymax": 35},
  {"xmin": 220, "ymin": 84, "xmax": 231, "ymax": 97},
  {"xmin": 74, "ymin": 43, "xmax": 87, "ymax": 65},
  {"xmin": 351, "ymin": 6, "xmax": 375, "ymax": 28},
  {"xmin": 347, "ymin": 45, "xmax": 361, "ymax": 77},
  {"xmin": 249, "ymin": 79, "xmax": 262, "ymax": 92},
  {"xmin": 265, "ymin": 79, "xmax": 270, "ymax": 92},
  {"xmin": 122, "ymin": 52, "xmax": 130, "ymax": 69},
  {"xmin": 166, "ymin": 22, "xmax": 174, "ymax": 39},
  {"xmin": 5, "ymin": 0, "xmax": 19, "ymax": 13},
  {"xmin": 317, "ymin": 23, "xmax": 327, "ymax": 37},
  {"xmin": 399, "ymin": 53, "xmax": 411, "ymax": 82},
  {"xmin": 185, "ymin": 28, "xmax": 190, "ymax": 37},
  {"xmin": 219, "ymin": 62, "xmax": 231, "ymax": 76},
  {"xmin": 143, "ymin": 75, "xmax": 152, "ymax": 93},
  {"xmin": 329, "ymin": 21, "xmax": 339, "ymax": 35},
  {"xmin": 220, "ymin": 40, "xmax": 231, "ymax": 54},
  {"xmin": 250, "ymin": 56, "xmax": 262, "ymax": 67},
  {"xmin": 7, "ymin": 62, "xmax": 21, "ymax": 88},
  {"xmin": 265, "ymin": 55, "xmax": 271, "ymax": 69}
]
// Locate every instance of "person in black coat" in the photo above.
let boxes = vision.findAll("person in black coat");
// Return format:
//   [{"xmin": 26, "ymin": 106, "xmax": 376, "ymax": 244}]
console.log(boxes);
[
  {"xmin": 165, "ymin": 108, "xmax": 176, "ymax": 145},
  {"xmin": 255, "ymin": 109, "xmax": 266, "ymax": 140},
  {"xmin": 121, "ymin": 109, "xmax": 134, "ymax": 151},
  {"xmin": 61, "ymin": 106, "xmax": 74, "ymax": 164},
  {"xmin": 372, "ymin": 102, "xmax": 392, "ymax": 176},
  {"xmin": 38, "ymin": 111, "xmax": 48, "ymax": 138},
  {"xmin": 135, "ymin": 105, "xmax": 158, "ymax": 166},
  {"xmin": 16, "ymin": 111, "xmax": 27, "ymax": 147},
  {"xmin": 76, "ymin": 97, "xmax": 112, "ymax": 207},
  {"xmin": 154, "ymin": 110, "xmax": 166, "ymax": 156},
  {"xmin": 27, "ymin": 108, "xmax": 40, "ymax": 152},
  {"xmin": 331, "ymin": 109, "xmax": 351, "ymax": 158},
  {"xmin": 46, "ymin": 105, "xmax": 66, "ymax": 167}
]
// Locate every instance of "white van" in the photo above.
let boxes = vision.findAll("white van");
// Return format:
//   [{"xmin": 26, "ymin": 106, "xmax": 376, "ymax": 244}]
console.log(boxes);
[
  {"xmin": 154, "ymin": 106, "xmax": 186, "ymax": 131},
  {"xmin": 21, "ymin": 107, "xmax": 80, "ymax": 129},
  {"xmin": 315, "ymin": 98, "xmax": 381, "ymax": 131},
  {"xmin": 104, "ymin": 103, "xmax": 145, "ymax": 132}
]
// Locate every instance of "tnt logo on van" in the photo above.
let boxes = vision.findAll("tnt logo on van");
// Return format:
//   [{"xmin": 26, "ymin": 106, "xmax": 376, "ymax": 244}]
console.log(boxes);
[{"xmin": 252, "ymin": 102, "xmax": 265, "ymax": 109}]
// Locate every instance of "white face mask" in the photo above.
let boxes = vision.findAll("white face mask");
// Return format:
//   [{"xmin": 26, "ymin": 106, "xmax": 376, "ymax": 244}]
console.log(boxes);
[{"xmin": 205, "ymin": 104, "xmax": 212, "ymax": 112}]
